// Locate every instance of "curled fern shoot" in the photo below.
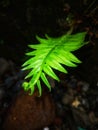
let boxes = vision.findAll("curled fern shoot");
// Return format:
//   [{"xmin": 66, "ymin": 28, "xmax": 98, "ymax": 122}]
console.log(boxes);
[{"xmin": 22, "ymin": 32, "xmax": 87, "ymax": 96}]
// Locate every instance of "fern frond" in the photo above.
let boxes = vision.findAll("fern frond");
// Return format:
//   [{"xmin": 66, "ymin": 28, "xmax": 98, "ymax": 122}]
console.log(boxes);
[{"xmin": 22, "ymin": 32, "xmax": 87, "ymax": 95}]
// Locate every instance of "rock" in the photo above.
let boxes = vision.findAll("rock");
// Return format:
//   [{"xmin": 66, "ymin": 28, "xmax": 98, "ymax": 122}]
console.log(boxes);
[
  {"xmin": 62, "ymin": 88, "xmax": 76, "ymax": 105},
  {"xmin": 3, "ymin": 88, "xmax": 55, "ymax": 130}
]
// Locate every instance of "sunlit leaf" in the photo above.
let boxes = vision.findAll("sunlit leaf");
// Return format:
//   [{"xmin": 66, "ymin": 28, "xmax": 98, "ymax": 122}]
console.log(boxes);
[
  {"xmin": 41, "ymin": 72, "xmax": 51, "ymax": 90},
  {"xmin": 37, "ymin": 80, "xmax": 42, "ymax": 96},
  {"xmin": 22, "ymin": 31, "xmax": 88, "ymax": 95},
  {"xmin": 43, "ymin": 64, "xmax": 60, "ymax": 81}
]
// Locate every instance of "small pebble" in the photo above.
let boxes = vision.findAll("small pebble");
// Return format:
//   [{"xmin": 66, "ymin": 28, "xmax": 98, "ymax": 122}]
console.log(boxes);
[{"xmin": 43, "ymin": 127, "xmax": 49, "ymax": 130}]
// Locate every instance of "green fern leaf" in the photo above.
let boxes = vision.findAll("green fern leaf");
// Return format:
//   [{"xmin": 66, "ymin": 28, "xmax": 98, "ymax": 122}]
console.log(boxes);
[{"xmin": 22, "ymin": 32, "xmax": 87, "ymax": 95}]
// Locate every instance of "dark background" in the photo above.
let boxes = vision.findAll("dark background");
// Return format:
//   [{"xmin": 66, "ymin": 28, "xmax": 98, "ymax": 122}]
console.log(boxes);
[{"xmin": 0, "ymin": 0, "xmax": 98, "ymax": 83}]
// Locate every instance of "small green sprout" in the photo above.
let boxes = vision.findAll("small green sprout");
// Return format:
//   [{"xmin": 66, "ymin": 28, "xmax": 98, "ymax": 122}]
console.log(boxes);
[{"xmin": 22, "ymin": 32, "xmax": 87, "ymax": 96}]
